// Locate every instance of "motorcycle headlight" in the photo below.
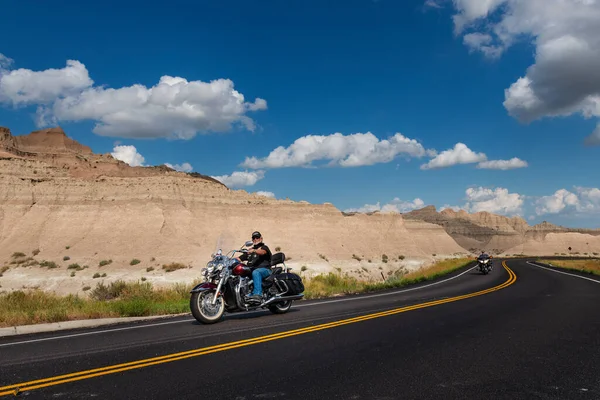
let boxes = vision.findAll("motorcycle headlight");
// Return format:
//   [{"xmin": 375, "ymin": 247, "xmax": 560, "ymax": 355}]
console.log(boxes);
[{"xmin": 482, "ymin": 259, "xmax": 489, "ymax": 264}]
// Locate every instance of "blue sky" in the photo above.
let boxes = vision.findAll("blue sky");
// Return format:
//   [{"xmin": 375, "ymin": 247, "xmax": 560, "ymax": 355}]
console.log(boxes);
[{"xmin": 1, "ymin": 0, "xmax": 599, "ymax": 227}]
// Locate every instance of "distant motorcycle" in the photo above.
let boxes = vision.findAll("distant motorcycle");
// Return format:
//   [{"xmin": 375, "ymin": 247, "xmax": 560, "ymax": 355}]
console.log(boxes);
[
  {"xmin": 189, "ymin": 241, "xmax": 305, "ymax": 324},
  {"xmin": 477, "ymin": 253, "xmax": 493, "ymax": 275}
]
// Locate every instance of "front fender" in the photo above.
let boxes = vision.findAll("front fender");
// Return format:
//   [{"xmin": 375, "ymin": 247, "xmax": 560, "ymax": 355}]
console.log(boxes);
[{"xmin": 190, "ymin": 282, "xmax": 217, "ymax": 293}]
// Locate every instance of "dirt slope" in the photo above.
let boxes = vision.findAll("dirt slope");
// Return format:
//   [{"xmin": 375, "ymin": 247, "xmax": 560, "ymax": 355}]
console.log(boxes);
[{"xmin": 0, "ymin": 127, "xmax": 468, "ymax": 295}]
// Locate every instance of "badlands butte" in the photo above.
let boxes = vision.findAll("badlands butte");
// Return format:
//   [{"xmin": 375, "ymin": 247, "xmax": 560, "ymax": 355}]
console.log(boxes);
[{"xmin": 1, "ymin": 126, "xmax": 600, "ymax": 295}]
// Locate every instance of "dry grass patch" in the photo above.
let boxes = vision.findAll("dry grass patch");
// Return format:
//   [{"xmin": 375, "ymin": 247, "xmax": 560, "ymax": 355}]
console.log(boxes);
[
  {"xmin": 303, "ymin": 257, "xmax": 473, "ymax": 299},
  {"xmin": 39, "ymin": 260, "xmax": 58, "ymax": 269},
  {"xmin": 0, "ymin": 266, "xmax": 9, "ymax": 277},
  {"xmin": 0, "ymin": 279, "xmax": 203, "ymax": 327},
  {"xmin": 162, "ymin": 263, "xmax": 188, "ymax": 272},
  {"xmin": 538, "ymin": 259, "xmax": 600, "ymax": 276}
]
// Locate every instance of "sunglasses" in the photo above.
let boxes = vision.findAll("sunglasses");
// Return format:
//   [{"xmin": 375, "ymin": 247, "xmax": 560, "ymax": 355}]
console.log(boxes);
[{"xmin": 252, "ymin": 236, "xmax": 261, "ymax": 240}]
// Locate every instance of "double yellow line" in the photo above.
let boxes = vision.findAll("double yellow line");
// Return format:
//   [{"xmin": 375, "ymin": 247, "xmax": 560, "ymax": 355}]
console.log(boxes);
[{"xmin": 0, "ymin": 261, "xmax": 516, "ymax": 397}]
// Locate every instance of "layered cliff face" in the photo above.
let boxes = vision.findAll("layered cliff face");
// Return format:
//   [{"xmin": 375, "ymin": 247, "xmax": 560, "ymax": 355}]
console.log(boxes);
[
  {"xmin": 0, "ymin": 127, "xmax": 468, "ymax": 294},
  {"xmin": 404, "ymin": 206, "xmax": 600, "ymax": 255}
]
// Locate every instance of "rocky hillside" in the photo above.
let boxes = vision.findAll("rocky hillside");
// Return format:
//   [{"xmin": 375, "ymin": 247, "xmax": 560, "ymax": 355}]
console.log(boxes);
[
  {"xmin": 1, "ymin": 126, "xmax": 598, "ymax": 295},
  {"xmin": 0, "ymin": 126, "xmax": 468, "ymax": 295},
  {"xmin": 403, "ymin": 206, "xmax": 600, "ymax": 255}
]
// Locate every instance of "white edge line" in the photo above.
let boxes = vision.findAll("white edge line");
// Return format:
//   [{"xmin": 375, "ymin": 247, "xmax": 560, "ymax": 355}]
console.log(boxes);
[
  {"xmin": 526, "ymin": 261, "xmax": 600, "ymax": 284},
  {"xmin": 2, "ymin": 263, "xmax": 479, "ymax": 347},
  {"xmin": 0, "ymin": 318, "xmax": 194, "ymax": 348},
  {"xmin": 295, "ymin": 264, "xmax": 479, "ymax": 308}
]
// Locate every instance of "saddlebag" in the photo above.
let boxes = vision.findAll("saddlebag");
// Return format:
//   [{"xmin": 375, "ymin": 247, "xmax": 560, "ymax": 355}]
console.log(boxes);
[{"xmin": 275, "ymin": 273, "xmax": 305, "ymax": 295}]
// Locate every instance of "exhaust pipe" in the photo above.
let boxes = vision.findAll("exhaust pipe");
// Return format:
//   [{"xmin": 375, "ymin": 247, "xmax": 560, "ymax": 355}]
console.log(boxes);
[{"xmin": 262, "ymin": 294, "xmax": 304, "ymax": 306}]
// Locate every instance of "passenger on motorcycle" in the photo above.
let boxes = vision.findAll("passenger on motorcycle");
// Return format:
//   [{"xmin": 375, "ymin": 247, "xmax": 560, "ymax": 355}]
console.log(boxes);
[{"xmin": 240, "ymin": 231, "xmax": 272, "ymax": 302}]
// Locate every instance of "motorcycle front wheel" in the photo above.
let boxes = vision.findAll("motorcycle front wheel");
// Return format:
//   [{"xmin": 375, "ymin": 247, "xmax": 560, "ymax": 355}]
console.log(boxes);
[
  {"xmin": 268, "ymin": 300, "xmax": 292, "ymax": 314},
  {"xmin": 190, "ymin": 291, "xmax": 225, "ymax": 324}
]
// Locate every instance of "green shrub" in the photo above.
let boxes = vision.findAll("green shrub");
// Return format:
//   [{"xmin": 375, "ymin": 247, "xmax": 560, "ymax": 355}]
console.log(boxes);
[{"xmin": 68, "ymin": 263, "xmax": 84, "ymax": 271}]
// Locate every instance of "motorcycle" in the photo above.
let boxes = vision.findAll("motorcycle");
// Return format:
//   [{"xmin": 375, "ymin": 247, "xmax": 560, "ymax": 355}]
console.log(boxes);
[
  {"xmin": 477, "ymin": 254, "xmax": 493, "ymax": 275},
  {"xmin": 189, "ymin": 241, "xmax": 305, "ymax": 324}
]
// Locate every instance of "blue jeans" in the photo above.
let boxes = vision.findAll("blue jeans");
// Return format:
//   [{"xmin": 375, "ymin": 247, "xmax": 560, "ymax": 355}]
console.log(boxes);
[{"xmin": 251, "ymin": 268, "xmax": 271, "ymax": 296}]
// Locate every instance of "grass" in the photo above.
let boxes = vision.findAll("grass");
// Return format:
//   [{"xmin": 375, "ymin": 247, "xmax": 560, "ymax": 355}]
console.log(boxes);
[
  {"xmin": 0, "ymin": 258, "xmax": 474, "ymax": 327},
  {"xmin": 303, "ymin": 258, "xmax": 473, "ymax": 300},
  {"xmin": 0, "ymin": 280, "xmax": 200, "ymax": 327},
  {"xmin": 130, "ymin": 259, "xmax": 141, "ymax": 265},
  {"xmin": 9, "ymin": 255, "xmax": 39, "ymax": 267},
  {"xmin": 146, "ymin": 267, "xmax": 155, "ymax": 272},
  {"xmin": 68, "ymin": 263, "xmax": 88, "ymax": 271},
  {"xmin": 0, "ymin": 266, "xmax": 9, "ymax": 277},
  {"xmin": 537, "ymin": 259, "xmax": 600, "ymax": 276}
]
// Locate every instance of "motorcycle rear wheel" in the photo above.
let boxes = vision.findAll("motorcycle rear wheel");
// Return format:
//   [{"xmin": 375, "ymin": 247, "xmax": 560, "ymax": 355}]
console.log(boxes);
[
  {"xmin": 268, "ymin": 300, "xmax": 292, "ymax": 314},
  {"xmin": 190, "ymin": 291, "xmax": 225, "ymax": 324}
]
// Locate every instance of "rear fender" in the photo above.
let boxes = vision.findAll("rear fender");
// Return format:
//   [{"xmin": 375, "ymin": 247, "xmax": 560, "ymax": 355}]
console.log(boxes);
[{"xmin": 190, "ymin": 282, "xmax": 217, "ymax": 293}]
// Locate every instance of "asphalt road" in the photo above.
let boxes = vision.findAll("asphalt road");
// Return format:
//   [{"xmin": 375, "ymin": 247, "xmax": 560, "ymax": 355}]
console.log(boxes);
[{"xmin": 1, "ymin": 259, "xmax": 599, "ymax": 399}]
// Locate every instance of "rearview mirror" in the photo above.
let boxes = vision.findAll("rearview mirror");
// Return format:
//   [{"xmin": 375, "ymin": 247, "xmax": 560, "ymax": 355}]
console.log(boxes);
[{"xmin": 244, "ymin": 241, "xmax": 253, "ymax": 247}]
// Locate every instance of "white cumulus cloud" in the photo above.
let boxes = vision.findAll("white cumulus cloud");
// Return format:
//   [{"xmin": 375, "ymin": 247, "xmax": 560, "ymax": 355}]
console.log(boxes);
[
  {"xmin": 420, "ymin": 143, "xmax": 486, "ymax": 170},
  {"xmin": 535, "ymin": 187, "xmax": 600, "ymax": 215},
  {"xmin": 255, "ymin": 191, "xmax": 275, "ymax": 198},
  {"xmin": 0, "ymin": 53, "xmax": 14, "ymax": 70},
  {"xmin": 211, "ymin": 170, "xmax": 265, "ymax": 188},
  {"xmin": 476, "ymin": 157, "xmax": 528, "ymax": 170},
  {"xmin": 111, "ymin": 145, "xmax": 146, "ymax": 167},
  {"xmin": 0, "ymin": 55, "xmax": 267, "ymax": 139},
  {"xmin": 448, "ymin": 0, "xmax": 600, "ymax": 144},
  {"xmin": 0, "ymin": 59, "xmax": 93, "ymax": 105},
  {"xmin": 345, "ymin": 197, "xmax": 425, "ymax": 214},
  {"xmin": 584, "ymin": 123, "xmax": 600, "ymax": 146},
  {"xmin": 463, "ymin": 32, "xmax": 504, "ymax": 58},
  {"xmin": 241, "ymin": 132, "xmax": 434, "ymax": 169},
  {"xmin": 464, "ymin": 186, "xmax": 524, "ymax": 215},
  {"xmin": 164, "ymin": 162, "xmax": 193, "ymax": 173},
  {"xmin": 440, "ymin": 204, "xmax": 462, "ymax": 212}
]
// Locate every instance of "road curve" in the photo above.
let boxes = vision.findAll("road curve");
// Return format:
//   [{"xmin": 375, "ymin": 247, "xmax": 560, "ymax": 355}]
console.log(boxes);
[{"xmin": 1, "ymin": 259, "xmax": 599, "ymax": 399}]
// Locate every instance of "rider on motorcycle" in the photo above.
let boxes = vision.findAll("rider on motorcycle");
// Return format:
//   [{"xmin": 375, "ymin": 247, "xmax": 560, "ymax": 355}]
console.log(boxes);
[
  {"xmin": 478, "ymin": 251, "xmax": 492, "ymax": 269},
  {"xmin": 239, "ymin": 231, "xmax": 272, "ymax": 302}
]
